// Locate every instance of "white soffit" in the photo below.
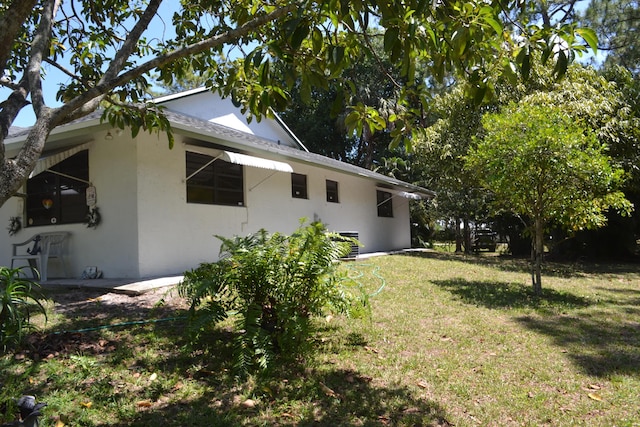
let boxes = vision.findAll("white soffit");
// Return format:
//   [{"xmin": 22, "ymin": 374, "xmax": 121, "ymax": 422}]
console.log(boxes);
[{"xmin": 29, "ymin": 142, "xmax": 93, "ymax": 178}]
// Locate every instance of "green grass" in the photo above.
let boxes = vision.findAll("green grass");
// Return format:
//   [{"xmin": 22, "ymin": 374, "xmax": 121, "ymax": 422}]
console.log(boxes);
[{"xmin": 2, "ymin": 252, "xmax": 640, "ymax": 426}]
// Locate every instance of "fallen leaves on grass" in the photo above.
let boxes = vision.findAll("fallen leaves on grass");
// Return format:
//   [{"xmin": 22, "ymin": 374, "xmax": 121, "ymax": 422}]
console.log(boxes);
[
  {"xmin": 241, "ymin": 399, "xmax": 256, "ymax": 408},
  {"xmin": 319, "ymin": 382, "xmax": 339, "ymax": 398},
  {"xmin": 583, "ymin": 384, "xmax": 604, "ymax": 401},
  {"xmin": 587, "ymin": 393, "xmax": 603, "ymax": 402}
]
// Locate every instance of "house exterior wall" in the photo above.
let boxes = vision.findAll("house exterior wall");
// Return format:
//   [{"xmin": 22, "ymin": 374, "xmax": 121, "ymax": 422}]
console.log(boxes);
[
  {"xmin": 1, "ymin": 130, "xmax": 413, "ymax": 280},
  {"xmin": 132, "ymin": 134, "xmax": 412, "ymax": 278},
  {"xmin": 0, "ymin": 130, "xmax": 141, "ymax": 278}
]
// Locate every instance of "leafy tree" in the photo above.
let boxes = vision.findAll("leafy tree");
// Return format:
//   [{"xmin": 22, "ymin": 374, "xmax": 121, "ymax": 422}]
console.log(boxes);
[
  {"xmin": 281, "ymin": 85, "xmax": 355, "ymax": 162},
  {"xmin": 0, "ymin": 0, "xmax": 596, "ymax": 207},
  {"xmin": 524, "ymin": 64, "xmax": 640, "ymax": 259},
  {"xmin": 416, "ymin": 86, "xmax": 495, "ymax": 252},
  {"xmin": 281, "ymin": 33, "xmax": 431, "ymax": 169},
  {"xmin": 466, "ymin": 103, "xmax": 631, "ymax": 294},
  {"xmin": 413, "ymin": 60, "xmax": 640, "ymax": 256}
]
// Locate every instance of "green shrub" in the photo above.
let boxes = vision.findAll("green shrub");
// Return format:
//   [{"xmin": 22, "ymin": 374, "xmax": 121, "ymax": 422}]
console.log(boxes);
[
  {"xmin": 178, "ymin": 221, "xmax": 365, "ymax": 374},
  {"xmin": 0, "ymin": 267, "xmax": 47, "ymax": 352}
]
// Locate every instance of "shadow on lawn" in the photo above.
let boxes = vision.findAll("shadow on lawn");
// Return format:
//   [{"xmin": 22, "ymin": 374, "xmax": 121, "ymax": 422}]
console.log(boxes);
[
  {"xmin": 431, "ymin": 278, "xmax": 640, "ymax": 377},
  {"xmin": 125, "ymin": 367, "xmax": 451, "ymax": 426},
  {"xmin": 516, "ymin": 314, "xmax": 640, "ymax": 377},
  {"xmin": 2, "ymin": 289, "xmax": 452, "ymax": 426},
  {"xmin": 399, "ymin": 250, "xmax": 640, "ymax": 279},
  {"xmin": 431, "ymin": 278, "xmax": 592, "ymax": 310},
  {"xmin": 5, "ymin": 328, "xmax": 451, "ymax": 426}
]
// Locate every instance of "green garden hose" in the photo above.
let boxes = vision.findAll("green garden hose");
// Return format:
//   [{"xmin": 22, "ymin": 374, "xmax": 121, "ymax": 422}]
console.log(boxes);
[
  {"xmin": 50, "ymin": 316, "xmax": 187, "ymax": 335},
  {"xmin": 343, "ymin": 262, "xmax": 387, "ymax": 297}
]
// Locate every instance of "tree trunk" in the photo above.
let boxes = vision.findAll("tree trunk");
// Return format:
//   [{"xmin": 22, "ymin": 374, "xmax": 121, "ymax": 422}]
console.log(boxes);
[
  {"xmin": 455, "ymin": 218, "xmax": 463, "ymax": 253},
  {"xmin": 531, "ymin": 218, "xmax": 544, "ymax": 295},
  {"xmin": 0, "ymin": 116, "xmax": 52, "ymax": 207},
  {"xmin": 463, "ymin": 217, "xmax": 471, "ymax": 254}
]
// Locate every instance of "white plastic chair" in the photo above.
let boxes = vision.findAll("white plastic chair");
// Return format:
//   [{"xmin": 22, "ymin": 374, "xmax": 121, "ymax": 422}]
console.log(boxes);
[{"xmin": 10, "ymin": 232, "xmax": 71, "ymax": 281}]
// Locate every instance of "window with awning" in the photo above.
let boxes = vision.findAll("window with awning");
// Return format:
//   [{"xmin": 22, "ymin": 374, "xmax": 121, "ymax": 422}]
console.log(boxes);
[
  {"xmin": 185, "ymin": 151, "xmax": 244, "ymax": 206},
  {"xmin": 26, "ymin": 150, "xmax": 90, "ymax": 226}
]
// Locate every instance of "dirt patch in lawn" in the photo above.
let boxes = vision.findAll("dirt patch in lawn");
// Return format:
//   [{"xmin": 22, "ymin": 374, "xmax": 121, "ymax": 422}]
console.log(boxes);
[
  {"xmin": 17, "ymin": 286, "xmax": 191, "ymax": 360},
  {"xmin": 46, "ymin": 285, "xmax": 189, "ymax": 320}
]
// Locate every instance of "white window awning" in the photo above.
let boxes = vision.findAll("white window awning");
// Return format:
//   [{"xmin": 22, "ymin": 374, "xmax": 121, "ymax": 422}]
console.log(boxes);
[
  {"xmin": 221, "ymin": 151, "xmax": 293, "ymax": 172},
  {"xmin": 29, "ymin": 142, "xmax": 93, "ymax": 178},
  {"xmin": 398, "ymin": 191, "xmax": 423, "ymax": 200},
  {"xmin": 186, "ymin": 145, "xmax": 293, "ymax": 173},
  {"xmin": 378, "ymin": 187, "xmax": 430, "ymax": 200}
]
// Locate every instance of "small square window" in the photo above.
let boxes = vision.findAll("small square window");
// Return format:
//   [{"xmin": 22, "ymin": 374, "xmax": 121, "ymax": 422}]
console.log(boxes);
[
  {"xmin": 326, "ymin": 180, "xmax": 339, "ymax": 203},
  {"xmin": 292, "ymin": 173, "xmax": 308, "ymax": 199},
  {"xmin": 377, "ymin": 190, "xmax": 393, "ymax": 217}
]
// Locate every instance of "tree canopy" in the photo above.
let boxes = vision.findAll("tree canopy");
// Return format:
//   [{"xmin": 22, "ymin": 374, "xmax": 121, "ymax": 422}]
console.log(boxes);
[
  {"xmin": 466, "ymin": 102, "xmax": 632, "ymax": 293},
  {"xmin": 0, "ymin": 0, "xmax": 596, "ymax": 207}
]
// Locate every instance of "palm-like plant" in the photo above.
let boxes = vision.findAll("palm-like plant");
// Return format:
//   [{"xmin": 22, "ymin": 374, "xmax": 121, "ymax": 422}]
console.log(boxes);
[
  {"xmin": 0, "ymin": 267, "xmax": 48, "ymax": 352},
  {"xmin": 179, "ymin": 220, "xmax": 364, "ymax": 375}
]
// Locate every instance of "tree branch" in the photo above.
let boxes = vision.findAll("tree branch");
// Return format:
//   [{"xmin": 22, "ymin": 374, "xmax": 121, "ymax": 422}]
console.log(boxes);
[
  {"xmin": 99, "ymin": 0, "xmax": 163, "ymax": 85},
  {"xmin": 55, "ymin": 2, "xmax": 300, "ymax": 122},
  {"xmin": 0, "ymin": 0, "xmax": 39, "ymax": 73},
  {"xmin": 27, "ymin": 0, "xmax": 61, "ymax": 119}
]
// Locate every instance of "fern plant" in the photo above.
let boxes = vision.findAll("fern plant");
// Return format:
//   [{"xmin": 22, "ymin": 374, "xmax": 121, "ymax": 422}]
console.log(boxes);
[
  {"xmin": 0, "ymin": 266, "xmax": 48, "ymax": 352},
  {"xmin": 178, "ymin": 220, "xmax": 364, "ymax": 375}
]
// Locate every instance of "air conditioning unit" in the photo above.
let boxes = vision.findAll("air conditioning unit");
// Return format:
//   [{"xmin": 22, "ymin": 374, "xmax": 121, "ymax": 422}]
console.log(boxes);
[{"xmin": 338, "ymin": 232, "xmax": 359, "ymax": 258}]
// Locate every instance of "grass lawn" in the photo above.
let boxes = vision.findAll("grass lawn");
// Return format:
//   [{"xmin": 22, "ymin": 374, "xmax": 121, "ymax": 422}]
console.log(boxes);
[{"xmin": 2, "ymin": 251, "xmax": 640, "ymax": 426}]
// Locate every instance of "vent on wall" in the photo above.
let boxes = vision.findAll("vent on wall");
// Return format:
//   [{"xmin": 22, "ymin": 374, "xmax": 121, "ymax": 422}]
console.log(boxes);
[{"xmin": 338, "ymin": 232, "xmax": 359, "ymax": 258}]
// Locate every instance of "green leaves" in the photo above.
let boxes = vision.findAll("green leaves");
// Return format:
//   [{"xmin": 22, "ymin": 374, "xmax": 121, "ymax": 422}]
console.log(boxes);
[
  {"xmin": 178, "ymin": 220, "xmax": 365, "ymax": 376},
  {"xmin": 101, "ymin": 103, "xmax": 175, "ymax": 148},
  {"xmin": 576, "ymin": 28, "xmax": 598, "ymax": 56},
  {"xmin": 344, "ymin": 103, "xmax": 387, "ymax": 138},
  {"xmin": 0, "ymin": 0, "xmax": 603, "ymax": 211},
  {"xmin": 0, "ymin": 267, "xmax": 47, "ymax": 353},
  {"xmin": 467, "ymin": 102, "xmax": 631, "ymax": 233}
]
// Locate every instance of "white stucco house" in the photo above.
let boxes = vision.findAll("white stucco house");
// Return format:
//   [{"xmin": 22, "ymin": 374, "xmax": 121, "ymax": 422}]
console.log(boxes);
[{"xmin": 1, "ymin": 88, "xmax": 433, "ymax": 280}]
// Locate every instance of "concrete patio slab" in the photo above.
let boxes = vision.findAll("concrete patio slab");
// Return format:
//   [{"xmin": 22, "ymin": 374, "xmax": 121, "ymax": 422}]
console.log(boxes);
[
  {"xmin": 37, "ymin": 248, "xmax": 432, "ymax": 295},
  {"xmin": 41, "ymin": 275, "xmax": 184, "ymax": 295}
]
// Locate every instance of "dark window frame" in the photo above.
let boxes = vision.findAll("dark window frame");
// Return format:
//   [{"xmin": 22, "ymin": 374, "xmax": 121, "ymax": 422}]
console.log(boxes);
[
  {"xmin": 186, "ymin": 151, "xmax": 245, "ymax": 206},
  {"xmin": 326, "ymin": 179, "xmax": 339, "ymax": 203},
  {"xmin": 291, "ymin": 173, "xmax": 308, "ymax": 199},
  {"xmin": 376, "ymin": 190, "xmax": 393, "ymax": 218},
  {"xmin": 26, "ymin": 150, "xmax": 89, "ymax": 227}
]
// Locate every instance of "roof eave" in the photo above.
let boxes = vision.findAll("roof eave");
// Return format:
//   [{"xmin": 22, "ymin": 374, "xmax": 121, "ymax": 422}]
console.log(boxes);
[{"xmin": 170, "ymin": 118, "xmax": 435, "ymax": 198}]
